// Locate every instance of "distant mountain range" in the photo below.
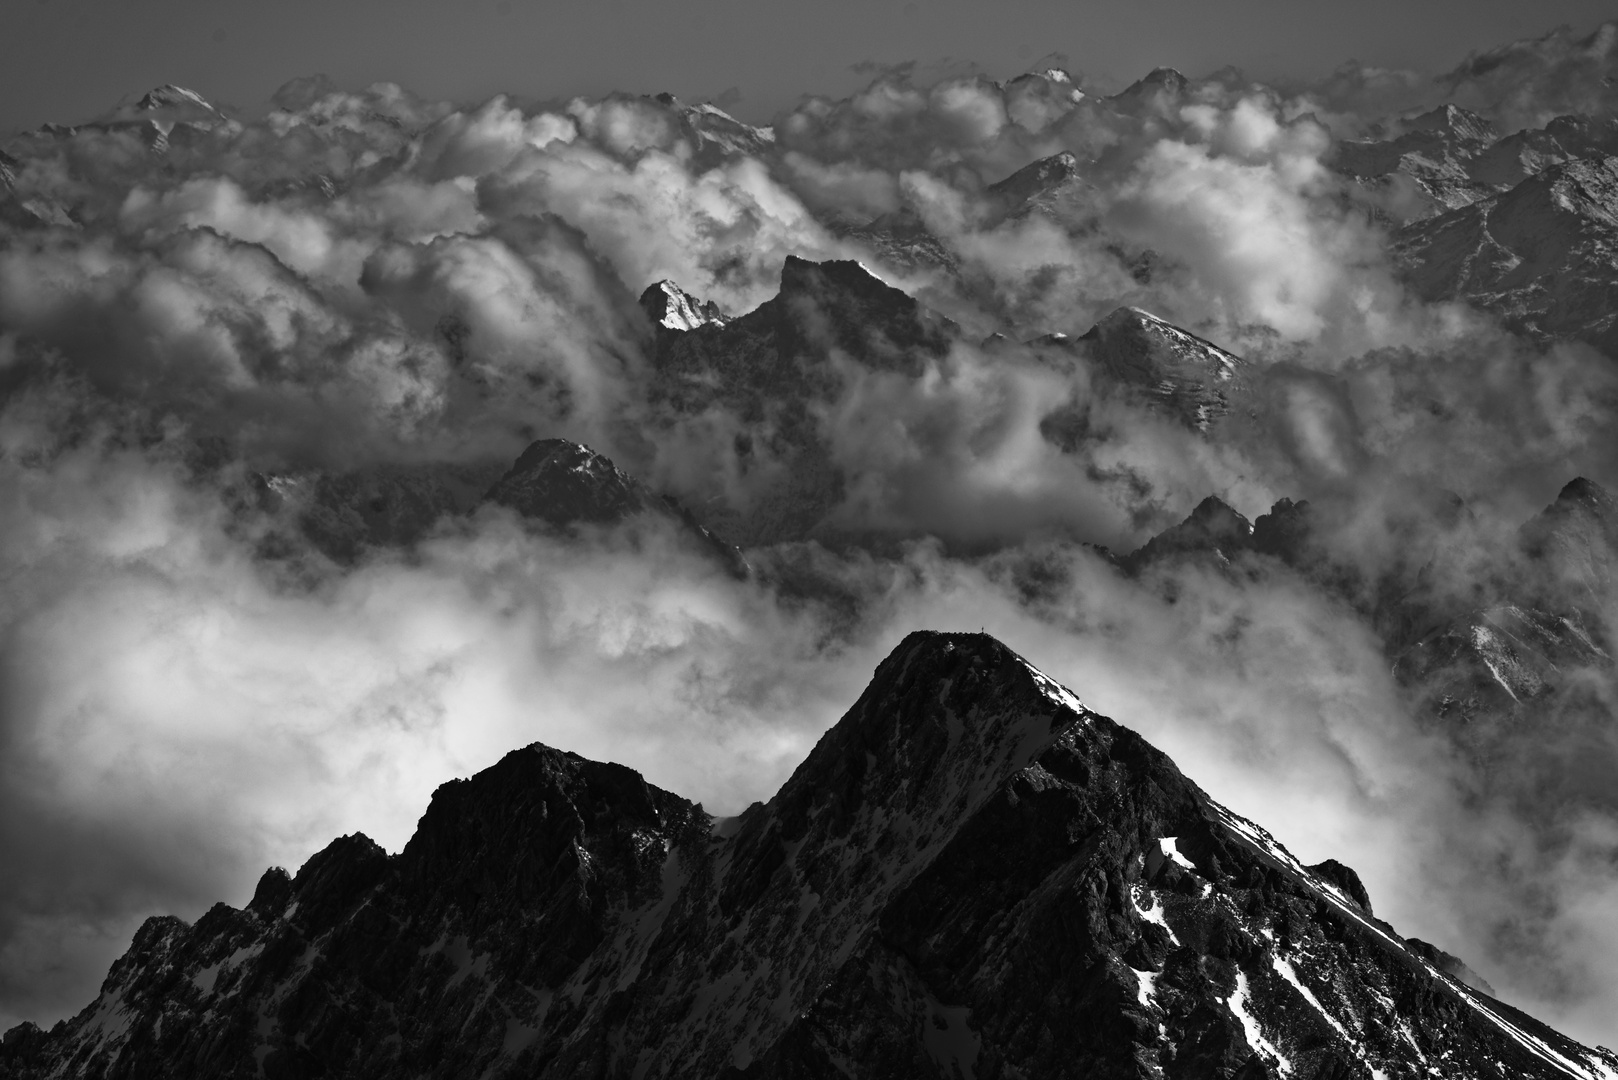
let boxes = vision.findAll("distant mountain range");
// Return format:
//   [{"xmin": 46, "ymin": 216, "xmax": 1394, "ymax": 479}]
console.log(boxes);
[{"xmin": 6, "ymin": 56, "xmax": 1618, "ymax": 1075}]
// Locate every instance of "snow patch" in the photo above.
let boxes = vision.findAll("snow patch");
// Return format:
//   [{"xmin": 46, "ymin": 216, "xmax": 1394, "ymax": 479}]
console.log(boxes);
[
  {"xmin": 1157, "ymin": 837, "xmax": 1197, "ymax": 873},
  {"xmin": 1272, "ymin": 955, "xmax": 1349, "ymax": 1042},
  {"xmin": 1131, "ymin": 967, "xmax": 1159, "ymax": 1010},
  {"xmin": 1019, "ymin": 659, "xmax": 1088, "ymax": 717},
  {"xmin": 1130, "ymin": 884, "xmax": 1180, "ymax": 945},
  {"xmin": 1227, "ymin": 971, "xmax": 1293, "ymax": 1077},
  {"xmin": 1448, "ymin": 984, "xmax": 1618, "ymax": 1080}
]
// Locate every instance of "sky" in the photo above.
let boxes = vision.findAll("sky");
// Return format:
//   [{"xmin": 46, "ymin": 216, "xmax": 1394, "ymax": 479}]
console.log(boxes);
[
  {"xmin": 3, "ymin": 0, "xmax": 1618, "ymax": 1065},
  {"xmin": 2, "ymin": 0, "xmax": 1616, "ymax": 134}
]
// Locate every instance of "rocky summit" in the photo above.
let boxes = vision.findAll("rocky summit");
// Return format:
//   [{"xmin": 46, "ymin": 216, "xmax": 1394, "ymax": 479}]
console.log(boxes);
[{"xmin": 4, "ymin": 631, "xmax": 1615, "ymax": 1079}]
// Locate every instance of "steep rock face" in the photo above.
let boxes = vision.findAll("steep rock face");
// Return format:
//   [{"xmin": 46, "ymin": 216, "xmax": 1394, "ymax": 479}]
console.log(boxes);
[
  {"xmin": 1466, "ymin": 116, "xmax": 1618, "ymax": 188},
  {"xmin": 264, "ymin": 440, "xmax": 745, "ymax": 575},
  {"xmin": 641, "ymin": 280, "xmax": 731, "ymax": 333},
  {"xmin": 650, "ymin": 94, "xmax": 777, "ymax": 169},
  {"xmin": 1002, "ymin": 69, "xmax": 1086, "ymax": 133},
  {"xmin": 484, "ymin": 439, "xmax": 660, "ymax": 525},
  {"xmin": 1123, "ymin": 486, "xmax": 1614, "ymax": 730},
  {"xmin": 984, "ymin": 151, "xmax": 1094, "ymax": 223},
  {"xmin": 483, "ymin": 440, "xmax": 750, "ymax": 575},
  {"xmin": 1520, "ymin": 477, "xmax": 1618, "ymax": 603},
  {"xmin": 1031, "ymin": 309, "xmax": 1247, "ymax": 455},
  {"xmin": 1109, "ymin": 68, "xmax": 1190, "ymax": 118},
  {"xmin": 1335, "ymin": 105, "xmax": 1502, "ymax": 218},
  {"xmin": 280, "ymin": 459, "xmax": 508, "ymax": 563},
  {"xmin": 1394, "ymin": 156, "xmax": 1618, "ymax": 356},
  {"xmin": 1387, "ymin": 479, "xmax": 1618, "ymax": 724},
  {"xmin": 987, "ymin": 151, "xmax": 1082, "ymax": 206},
  {"xmin": 835, "ymin": 208, "xmax": 959, "ymax": 275},
  {"xmin": 647, "ymin": 257, "xmax": 958, "ymax": 545},
  {"xmin": 0, "ymin": 148, "xmax": 77, "ymax": 230},
  {"xmin": 1122, "ymin": 497, "xmax": 1255, "ymax": 574},
  {"xmin": 1079, "ymin": 307, "xmax": 1247, "ymax": 431},
  {"xmin": 6, "ymin": 632, "xmax": 1616, "ymax": 1080},
  {"xmin": 1391, "ymin": 603, "xmax": 1607, "ymax": 723}
]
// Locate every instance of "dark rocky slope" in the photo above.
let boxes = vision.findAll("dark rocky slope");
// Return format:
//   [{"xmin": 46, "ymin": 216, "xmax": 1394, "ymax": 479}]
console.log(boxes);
[
  {"xmin": 1123, "ymin": 482, "xmax": 1615, "ymax": 731},
  {"xmin": 264, "ymin": 439, "xmax": 746, "ymax": 575},
  {"xmin": 5, "ymin": 632, "xmax": 1614, "ymax": 1079},
  {"xmin": 1394, "ymin": 155, "xmax": 1618, "ymax": 357}
]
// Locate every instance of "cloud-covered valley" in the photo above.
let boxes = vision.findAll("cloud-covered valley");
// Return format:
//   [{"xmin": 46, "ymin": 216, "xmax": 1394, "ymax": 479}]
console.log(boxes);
[{"xmin": 4, "ymin": 22, "xmax": 1618, "ymax": 1051}]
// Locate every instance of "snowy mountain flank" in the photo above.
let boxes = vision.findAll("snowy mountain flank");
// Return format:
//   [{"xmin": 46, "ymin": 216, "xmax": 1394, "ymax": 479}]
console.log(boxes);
[{"xmin": 4, "ymin": 633, "xmax": 1614, "ymax": 1080}]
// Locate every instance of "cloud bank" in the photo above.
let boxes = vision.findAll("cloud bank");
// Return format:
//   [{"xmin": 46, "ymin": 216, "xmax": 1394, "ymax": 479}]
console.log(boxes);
[{"xmin": 3, "ymin": 21, "xmax": 1618, "ymax": 1050}]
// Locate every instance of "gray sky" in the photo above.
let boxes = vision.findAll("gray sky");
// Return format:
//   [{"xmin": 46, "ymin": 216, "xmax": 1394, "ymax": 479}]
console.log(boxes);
[{"xmin": 3, "ymin": 0, "xmax": 1615, "ymax": 132}]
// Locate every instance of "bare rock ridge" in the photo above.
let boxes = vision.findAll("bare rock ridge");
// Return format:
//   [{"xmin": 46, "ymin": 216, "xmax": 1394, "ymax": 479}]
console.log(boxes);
[
  {"xmin": 275, "ymin": 439, "xmax": 747, "ymax": 576},
  {"xmin": 1393, "ymin": 155, "xmax": 1618, "ymax": 356},
  {"xmin": 1120, "ymin": 495, "xmax": 1255, "ymax": 573},
  {"xmin": 642, "ymin": 256, "xmax": 1245, "ymax": 544},
  {"xmin": 1077, "ymin": 308, "xmax": 1247, "ymax": 431},
  {"xmin": 484, "ymin": 439, "xmax": 664, "ymax": 524},
  {"xmin": 266, "ymin": 259, "xmax": 1242, "ymax": 560},
  {"xmin": 4, "ymin": 631, "xmax": 1615, "ymax": 1079},
  {"xmin": 484, "ymin": 440, "xmax": 750, "ymax": 576},
  {"xmin": 644, "ymin": 256, "xmax": 960, "ymax": 545},
  {"xmin": 1125, "ymin": 480, "xmax": 1616, "ymax": 745},
  {"xmin": 1335, "ymin": 104, "xmax": 1501, "ymax": 213},
  {"xmin": 641, "ymin": 280, "xmax": 730, "ymax": 332}
]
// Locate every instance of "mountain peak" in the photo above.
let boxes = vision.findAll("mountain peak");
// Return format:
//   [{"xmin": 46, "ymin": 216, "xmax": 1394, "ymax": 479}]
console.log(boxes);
[
  {"xmin": 772, "ymin": 255, "xmax": 957, "ymax": 367},
  {"xmin": 1079, "ymin": 307, "xmax": 1246, "ymax": 429},
  {"xmin": 484, "ymin": 439, "xmax": 654, "ymax": 525},
  {"xmin": 986, "ymin": 151, "xmax": 1084, "ymax": 209},
  {"xmin": 764, "ymin": 631, "xmax": 1088, "ymax": 824},
  {"xmin": 482, "ymin": 440, "xmax": 749, "ymax": 575},
  {"xmin": 639, "ymin": 279, "xmax": 729, "ymax": 332},
  {"xmin": 1123, "ymin": 495, "xmax": 1255, "ymax": 572},
  {"xmin": 1113, "ymin": 66, "xmax": 1189, "ymax": 104},
  {"xmin": 779, "ymin": 253, "xmax": 888, "ymax": 293},
  {"xmin": 1403, "ymin": 103, "xmax": 1497, "ymax": 145},
  {"xmin": 8, "ymin": 629, "xmax": 1618, "ymax": 1077},
  {"xmin": 133, "ymin": 85, "xmax": 217, "ymax": 114},
  {"xmin": 1554, "ymin": 476, "xmax": 1614, "ymax": 508}
]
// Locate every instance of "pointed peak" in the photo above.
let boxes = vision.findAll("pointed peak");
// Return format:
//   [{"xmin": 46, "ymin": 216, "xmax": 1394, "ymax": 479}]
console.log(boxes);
[
  {"xmin": 248, "ymin": 866, "xmax": 293, "ymax": 919},
  {"xmin": 485, "ymin": 439, "xmax": 653, "ymax": 526},
  {"xmin": 1123, "ymin": 495, "xmax": 1255, "ymax": 572},
  {"xmin": 1187, "ymin": 494, "xmax": 1253, "ymax": 531},
  {"xmin": 1556, "ymin": 476, "xmax": 1613, "ymax": 504},
  {"xmin": 1405, "ymin": 938, "xmax": 1497, "ymax": 997},
  {"xmin": 508, "ymin": 438, "xmax": 604, "ymax": 469},
  {"xmin": 1530, "ymin": 475, "xmax": 1618, "ymax": 530},
  {"xmin": 1085, "ymin": 307, "xmax": 1244, "ymax": 367},
  {"xmin": 640, "ymin": 279, "xmax": 728, "ymax": 331},
  {"xmin": 779, "ymin": 254, "xmax": 894, "ymax": 296},
  {"xmin": 987, "ymin": 151, "xmax": 1083, "ymax": 203},
  {"xmin": 1114, "ymin": 67, "xmax": 1189, "ymax": 101},
  {"xmin": 133, "ymin": 84, "xmax": 219, "ymax": 114},
  {"xmin": 857, "ymin": 630, "xmax": 1092, "ymax": 727},
  {"xmin": 1305, "ymin": 858, "xmax": 1372, "ymax": 914},
  {"xmin": 1399, "ymin": 103, "xmax": 1496, "ymax": 145},
  {"xmin": 766, "ymin": 629, "xmax": 1091, "ymax": 842}
]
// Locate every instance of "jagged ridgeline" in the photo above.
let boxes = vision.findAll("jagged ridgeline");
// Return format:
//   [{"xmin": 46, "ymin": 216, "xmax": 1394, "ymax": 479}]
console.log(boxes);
[{"xmin": 4, "ymin": 632, "xmax": 1613, "ymax": 1079}]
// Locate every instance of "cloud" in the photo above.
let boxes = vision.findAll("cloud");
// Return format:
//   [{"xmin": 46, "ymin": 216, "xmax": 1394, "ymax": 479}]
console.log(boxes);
[
  {"xmin": 5, "ymin": 40, "xmax": 1618, "ymax": 1053},
  {"xmin": 1441, "ymin": 20, "xmax": 1618, "ymax": 131},
  {"xmin": 478, "ymin": 130, "xmax": 836, "ymax": 313}
]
